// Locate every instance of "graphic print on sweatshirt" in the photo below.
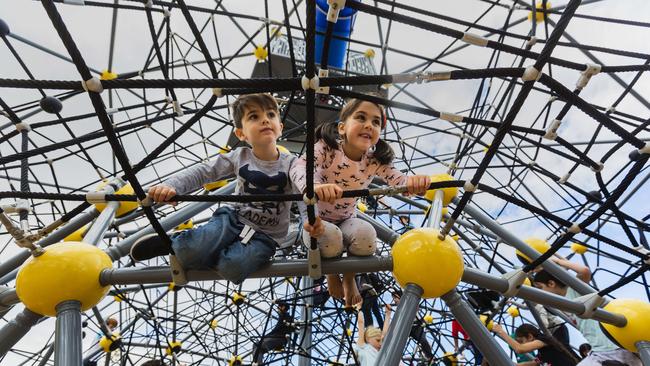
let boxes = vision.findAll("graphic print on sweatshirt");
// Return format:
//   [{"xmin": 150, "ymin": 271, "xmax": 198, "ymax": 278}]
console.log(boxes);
[{"xmin": 238, "ymin": 164, "xmax": 288, "ymax": 226}]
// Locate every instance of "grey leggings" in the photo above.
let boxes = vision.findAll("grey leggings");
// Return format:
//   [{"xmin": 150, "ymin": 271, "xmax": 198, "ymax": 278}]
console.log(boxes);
[{"xmin": 303, "ymin": 217, "xmax": 377, "ymax": 258}]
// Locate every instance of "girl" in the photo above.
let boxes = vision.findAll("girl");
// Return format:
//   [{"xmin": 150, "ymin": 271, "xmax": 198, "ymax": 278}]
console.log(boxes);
[
  {"xmin": 354, "ymin": 304, "xmax": 392, "ymax": 366},
  {"xmin": 290, "ymin": 98, "xmax": 430, "ymax": 306},
  {"xmin": 492, "ymin": 323, "xmax": 578, "ymax": 366}
]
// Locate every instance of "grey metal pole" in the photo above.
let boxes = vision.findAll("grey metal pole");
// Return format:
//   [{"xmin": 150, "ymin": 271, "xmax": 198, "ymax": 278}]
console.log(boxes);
[
  {"xmin": 442, "ymin": 290, "xmax": 513, "ymax": 366},
  {"xmin": 55, "ymin": 300, "xmax": 82, "ymax": 366},
  {"xmin": 0, "ymin": 208, "xmax": 99, "ymax": 282},
  {"xmin": 377, "ymin": 283, "xmax": 423, "ymax": 365},
  {"xmin": 637, "ymin": 341, "xmax": 650, "ymax": 366},
  {"xmin": 0, "ymin": 287, "xmax": 19, "ymax": 318},
  {"xmin": 458, "ymin": 199, "xmax": 597, "ymax": 296},
  {"xmin": 106, "ymin": 182, "xmax": 236, "ymax": 260},
  {"xmin": 0, "ymin": 308, "xmax": 43, "ymax": 356},
  {"xmin": 37, "ymin": 343, "xmax": 55, "ymax": 366},
  {"xmin": 298, "ymin": 276, "xmax": 314, "ymax": 366},
  {"xmin": 357, "ymin": 211, "xmax": 400, "ymax": 245},
  {"xmin": 427, "ymin": 190, "xmax": 445, "ymax": 229},
  {"xmin": 83, "ymin": 201, "xmax": 119, "ymax": 246},
  {"xmin": 100, "ymin": 256, "xmax": 394, "ymax": 286}
]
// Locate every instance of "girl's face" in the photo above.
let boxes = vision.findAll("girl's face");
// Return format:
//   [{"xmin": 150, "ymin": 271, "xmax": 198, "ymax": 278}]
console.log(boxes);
[
  {"xmin": 338, "ymin": 101, "xmax": 382, "ymax": 160},
  {"xmin": 516, "ymin": 334, "xmax": 535, "ymax": 344},
  {"xmin": 367, "ymin": 334, "xmax": 382, "ymax": 350}
]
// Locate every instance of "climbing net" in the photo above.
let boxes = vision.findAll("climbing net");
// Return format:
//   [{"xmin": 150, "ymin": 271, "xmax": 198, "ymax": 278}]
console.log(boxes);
[{"xmin": 1, "ymin": 0, "xmax": 649, "ymax": 365}]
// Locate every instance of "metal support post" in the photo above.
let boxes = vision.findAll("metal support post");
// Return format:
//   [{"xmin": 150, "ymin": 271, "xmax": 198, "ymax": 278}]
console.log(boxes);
[
  {"xmin": 427, "ymin": 190, "xmax": 445, "ymax": 229},
  {"xmin": 55, "ymin": 300, "xmax": 82, "ymax": 366},
  {"xmin": 83, "ymin": 201, "xmax": 119, "ymax": 246},
  {"xmin": 0, "ymin": 308, "xmax": 43, "ymax": 356},
  {"xmin": 376, "ymin": 283, "xmax": 423, "ymax": 365},
  {"xmin": 637, "ymin": 341, "xmax": 650, "ymax": 366},
  {"xmin": 298, "ymin": 276, "xmax": 313, "ymax": 366},
  {"xmin": 442, "ymin": 290, "xmax": 512, "ymax": 366}
]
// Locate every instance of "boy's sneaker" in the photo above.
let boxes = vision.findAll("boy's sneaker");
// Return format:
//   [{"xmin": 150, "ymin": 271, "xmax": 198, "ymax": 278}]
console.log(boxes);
[{"xmin": 130, "ymin": 233, "xmax": 170, "ymax": 261}]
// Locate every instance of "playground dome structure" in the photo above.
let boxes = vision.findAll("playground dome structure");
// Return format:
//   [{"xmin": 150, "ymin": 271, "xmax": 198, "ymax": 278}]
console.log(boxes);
[{"xmin": 0, "ymin": 1, "xmax": 650, "ymax": 365}]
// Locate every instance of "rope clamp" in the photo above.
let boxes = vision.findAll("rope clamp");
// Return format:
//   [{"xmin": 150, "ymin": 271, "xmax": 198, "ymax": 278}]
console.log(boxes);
[
  {"xmin": 567, "ymin": 223, "xmax": 581, "ymax": 234},
  {"xmin": 301, "ymin": 75, "xmax": 320, "ymax": 91},
  {"xmin": 15, "ymin": 122, "xmax": 31, "ymax": 132},
  {"xmin": 63, "ymin": 0, "xmax": 85, "ymax": 5},
  {"xmin": 576, "ymin": 63, "xmax": 602, "ymax": 90},
  {"xmin": 440, "ymin": 112, "xmax": 463, "ymax": 123},
  {"xmin": 144, "ymin": 0, "xmax": 153, "ymax": 8},
  {"xmin": 543, "ymin": 119, "xmax": 561, "ymax": 140},
  {"xmin": 526, "ymin": 36, "xmax": 538, "ymax": 47},
  {"xmin": 463, "ymin": 181, "xmax": 477, "ymax": 193},
  {"xmin": 172, "ymin": 100, "xmax": 184, "ymax": 117},
  {"xmin": 574, "ymin": 292, "xmax": 605, "ymax": 319},
  {"xmin": 634, "ymin": 246, "xmax": 650, "ymax": 265},
  {"xmin": 422, "ymin": 71, "xmax": 452, "ymax": 81},
  {"xmin": 461, "ymin": 32, "xmax": 488, "ymax": 47},
  {"xmin": 326, "ymin": 0, "xmax": 346, "ymax": 23},
  {"xmin": 303, "ymin": 193, "xmax": 317, "ymax": 206},
  {"xmin": 590, "ymin": 162, "xmax": 604, "ymax": 173},
  {"xmin": 502, "ymin": 269, "xmax": 527, "ymax": 297},
  {"xmin": 86, "ymin": 191, "xmax": 107, "ymax": 204},
  {"xmin": 81, "ymin": 77, "xmax": 104, "ymax": 94},
  {"xmin": 558, "ymin": 172, "xmax": 571, "ymax": 184},
  {"xmin": 392, "ymin": 73, "xmax": 419, "ymax": 84},
  {"xmin": 521, "ymin": 66, "xmax": 541, "ymax": 82},
  {"xmin": 317, "ymin": 69, "xmax": 330, "ymax": 94},
  {"xmin": 639, "ymin": 143, "xmax": 650, "ymax": 155},
  {"xmin": 212, "ymin": 88, "xmax": 223, "ymax": 98},
  {"xmin": 307, "ymin": 246, "xmax": 322, "ymax": 279}
]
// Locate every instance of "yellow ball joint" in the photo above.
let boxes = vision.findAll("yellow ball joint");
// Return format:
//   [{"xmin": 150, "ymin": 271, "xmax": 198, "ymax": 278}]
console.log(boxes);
[
  {"xmin": 165, "ymin": 341, "xmax": 182, "ymax": 355},
  {"xmin": 516, "ymin": 237, "xmax": 551, "ymax": 264},
  {"xmin": 442, "ymin": 352, "xmax": 458, "ymax": 366},
  {"xmin": 423, "ymin": 313, "xmax": 434, "ymax": 324},
  {"xmin": 600, "ymin": 298, "xmax": 650, "ymax": 352},
  {"xmin": 424, "ymin": 174, "xmax": 458, "ymax": 206},
  {"xmin": 16, "ymin": 242, "xmax": 113, "ymax": 317},
  {"xmin": 204, "ymin": 147, "xmax": 231, "ymax": 191},
  {"xmin": 254, "ymin": 45, "xmax": 268, "ymax": 61},
  {"xmin": 507, "ymin": 306, "xmax": 520, "ymax": 318},
  {"xmin": 229, "ymin": 355, "xmax": 243, "ymax": 366},
  {"xmin": 209, "ymin": 319, "xmax": 219, "ymax": 329},
  {"xmin": 479, "ymin": 314, "xmax": 494, "ymax": 331},
  {"xmin": 232, "ymin": 292, "xmax": 246, "ymax": 306},
  {"xmin": 528, "ymin": 1, "xmax": 551, "ymax": 23},
  {"xmin": 571, "ymin": 242, "xmax": 588, "ymax": 255},
  {"xmin": 94, "ymin": 182, "xmax": 139, "ymax": 218},
  {"xmin": 392, "ymin": 228, "xmax": 464, "ymax": 298},
  {"xmin": 99, "ymin": 332, "xmax": 122, "ymax": 352}
]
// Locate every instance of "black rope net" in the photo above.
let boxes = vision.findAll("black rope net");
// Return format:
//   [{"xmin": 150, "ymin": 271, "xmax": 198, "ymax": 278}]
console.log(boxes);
[{"xmin": 0, "ymin": 0, "xmax": 649, "ymax": 365}]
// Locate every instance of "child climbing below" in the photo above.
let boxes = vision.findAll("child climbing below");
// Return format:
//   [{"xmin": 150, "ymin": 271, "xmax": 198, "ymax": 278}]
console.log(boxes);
[
  {"xmin": 291, "ymin": 98, "xmax": 430, "ymax": 306},
  {"xmin": 492, "ymin": 323, "xmax": 578, "ymax": 366},
  {"xmin": 130, "ymin": 93, "xmax": 323, "ymax": 284},
  {"xmin": 354, "ymin": 303, "xmax": 392, "ymax": 366}
]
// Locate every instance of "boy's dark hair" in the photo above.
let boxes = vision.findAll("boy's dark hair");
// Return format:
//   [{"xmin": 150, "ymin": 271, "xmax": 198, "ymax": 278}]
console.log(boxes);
[
  {"xmin": 533, "ymin": 270, "xmax": 567, "ymax": 288},
  {"xmin": 139, "ymin": 360, "xmax": 164, "ymax": 366},
  {"xmin": 578, "ymin": 343, "xmax": 592, "ymax": 357},
  {"xmin": 315, "ymin": 98, "xmax": 395, "ymax": 165},
  {"xmin": 231, "ymin": 93, "xmax": 279, "ymax": 129}
]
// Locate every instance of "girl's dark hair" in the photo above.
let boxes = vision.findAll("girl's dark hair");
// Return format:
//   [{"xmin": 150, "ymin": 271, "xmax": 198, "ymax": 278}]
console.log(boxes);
[
  {"xmin": 315, "ymin": 98, "xmax": 394, "ymax": 165},
  {"xmin": 533, "ymin": 270, "xmax": 567, "ymax": 288},
  {"xmin": 515, "ymin": 324, "xmax": 579, "ymax": 365}
]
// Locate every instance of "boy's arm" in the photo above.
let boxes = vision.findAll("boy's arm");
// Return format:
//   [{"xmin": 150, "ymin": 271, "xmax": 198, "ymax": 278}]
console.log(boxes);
[
  {"xmin": 553, "ymin": 257, "xmax": 591, "ymax": 283},
  {"xmin": 356, "ymin": 313, "xmax": 366, "ymax": 346},
  {"xmin": 164, "ymin": 152, "xmax": 236, "ymax": 195},
  {"xmin": 381, "ymin": 304, "xmax": 392, "ymax": 339}
]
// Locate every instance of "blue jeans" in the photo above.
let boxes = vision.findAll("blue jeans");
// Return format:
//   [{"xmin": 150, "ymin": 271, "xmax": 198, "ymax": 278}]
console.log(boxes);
[{"xmin": 171, "ymin": 207, "xmax": 276, "ymax": 284}]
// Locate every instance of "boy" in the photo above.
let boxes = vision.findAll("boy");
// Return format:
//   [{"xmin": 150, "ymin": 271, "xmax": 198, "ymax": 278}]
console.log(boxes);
[
  {"xmin": 131, "ymin": 93, "xmax": 323, "ymax": 284},
  {"xmin": 533, "ymin": 259, "xmax": 641, "ymax": 366}
]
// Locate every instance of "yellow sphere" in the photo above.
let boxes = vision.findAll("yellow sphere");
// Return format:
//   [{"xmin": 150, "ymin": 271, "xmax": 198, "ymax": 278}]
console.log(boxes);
[
  {"xmin": 571, "ymin": 242, "xmax": 588, "ymax": 255},
  {"xmin": 166, "ymin": 341, "xmax": 182, "ymax": 355},
  {"xmin": 423, "ymin": 174, "xmax": 458, "ymax": 206},
  {"xmin": 357, "ymin": 201, "xmax": 368, "ymax": 213},
  {"xmin": 443, "ymin": 352, "xmax": 457, "ymax": 366},
  {"xmin": 528, "ymin": 1, "xmax": 551, "ymax": 23},
  {"xmin": 94, "ymin": 182, "xmax": 139, "ymax": 218},
  {"xmin": 210, "ymin": 319, "xmax": 219, "ymax": 329},
  {"xmin": 100, "ymin": 70, "xmax": 118, "ymax": 80},
  {"xmin": 364, "ymin": 48, "xmax": 376, "ymax": 59},
  {"xmin": 175, "ymin": 220, "xmax": 194, "ymax": 231},
  {"xmin": 516, "ymin": 238, "xmax": 550, "ymax": 263},
  {"xmin": 232, "ymin": 292, "xmax": 245, "ymax": 306},
  {"xmin": 423, "ymin": 313, "xmax": 434, "ymax": 324},
  {"xmin": 254, "ymin": 45, "xmax": 268, "ymax": 61},
  {"xmin": 600, "ymin": 298, "xmax": 650, "ymax": 352},
  {"xmin": 479, "ymin": 315, "xmax": 494, "ymax": 331},
  {"xmin": 99, "ymin": 332, "xmax": 121, "ymax": 352},
  {"xmin": 346, "ymin": 328, "xmax": 352, "ymax": 337},
  {"xmin": 392, "ymin": 228, "xmax": 463, "ymax": 298},
  {"xmin": 16, "ymin": 242, "xmax": 112, "ymax": 317},
  {"xmin": 507, "ymin": 306, "xmax": 520, "ymax": 318},
  {"xmin": 229, "ymin": 355, "xmax": 242, "ymax": 366}
]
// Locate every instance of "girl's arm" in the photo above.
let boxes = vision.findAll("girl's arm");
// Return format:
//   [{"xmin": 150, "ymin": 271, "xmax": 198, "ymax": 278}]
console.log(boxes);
[
  {"xmin": 374, "ymin": 164, "xmax": 430, "ymax": 195},
  {"xmin": 289, "ymin": 141, "xmax": 328, "ymax": 194},
  {"xmin": 492, "ymin": 324, "xmax": 545, "ymax": 354},
  {"xmin": 381, "ymin": 304, "xmax": 392, "ymax": 339},
  {"xmin": 552, "ymin": 257, "xmax": 591, "ymax": 283},
  {"xmin": 356, "ymin": 312, "xmax": 366, "ymax": 346}
]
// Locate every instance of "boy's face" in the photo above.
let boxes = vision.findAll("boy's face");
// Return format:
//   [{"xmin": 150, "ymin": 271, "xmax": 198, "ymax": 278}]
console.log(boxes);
[
  {"xmin": 235, "ymin": 104, "xmax": 282, "ymax": 148},
  {"xmin": 367, "ymin": 334, "xmax": 382, "ymax": 350}
]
